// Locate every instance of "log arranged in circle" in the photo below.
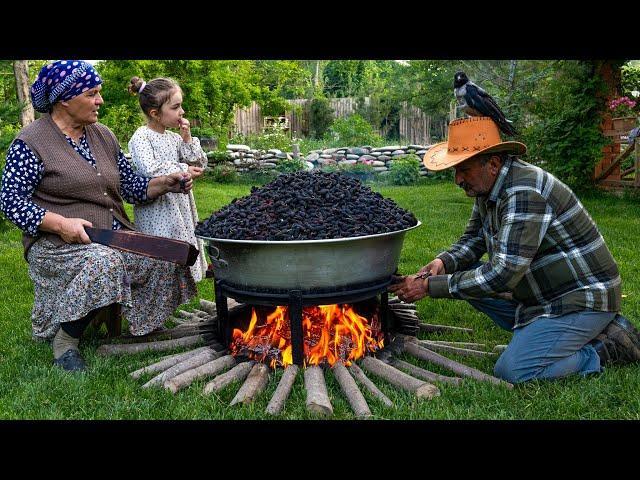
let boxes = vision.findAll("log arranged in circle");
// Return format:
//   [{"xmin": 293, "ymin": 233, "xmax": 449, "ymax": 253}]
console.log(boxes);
[
  {"xmin": 204, "ymin": 361, "xmax": 256, "ymax": 395},
  {"xmin": 265, "ymin": 365, "xmax": 299, "ymax": 415},
  {"xmin": 304, "ymin": 365, "xmax": 333, "ymax": 416}
]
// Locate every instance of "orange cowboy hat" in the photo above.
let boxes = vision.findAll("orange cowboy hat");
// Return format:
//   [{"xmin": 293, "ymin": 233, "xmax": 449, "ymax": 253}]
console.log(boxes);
[{"xmin": 423, "ymin": 116, "xmax": 526, "ymax": 171}]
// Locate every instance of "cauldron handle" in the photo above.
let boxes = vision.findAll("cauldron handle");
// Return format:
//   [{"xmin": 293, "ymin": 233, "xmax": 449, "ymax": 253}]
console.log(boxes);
[{"xmin": 208, "ymin": 245, "xmax": 228, "ymax": 269}]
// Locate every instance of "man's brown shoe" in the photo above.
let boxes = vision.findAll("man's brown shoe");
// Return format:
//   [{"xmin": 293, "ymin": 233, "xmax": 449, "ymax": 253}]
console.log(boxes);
[{"xmin": 592, "ymin": 315, "xmax": 640, "ymax": 366}]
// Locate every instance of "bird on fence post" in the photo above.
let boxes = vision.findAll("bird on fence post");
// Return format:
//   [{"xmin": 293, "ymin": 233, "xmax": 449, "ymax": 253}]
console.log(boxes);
[{"xmin": 453, "ymin": 71, "xmax": 518, "ymax": 136}]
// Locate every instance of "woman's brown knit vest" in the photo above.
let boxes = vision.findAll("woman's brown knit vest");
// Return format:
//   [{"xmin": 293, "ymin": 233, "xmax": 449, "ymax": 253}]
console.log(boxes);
[{"xmin": 17, "ymin": 114, "xmax": 135, "ymax": 260}]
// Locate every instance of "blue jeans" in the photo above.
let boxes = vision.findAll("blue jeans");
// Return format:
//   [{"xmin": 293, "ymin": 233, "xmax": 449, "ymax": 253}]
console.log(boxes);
[{"xmin": 466, "ymin": 297, "xmax": 617, "ymax": 383}]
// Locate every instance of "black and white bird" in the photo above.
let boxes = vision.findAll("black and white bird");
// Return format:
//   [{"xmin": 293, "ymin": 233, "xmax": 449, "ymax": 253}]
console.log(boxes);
[{"xmin": 453, "ymin": 71, "xmax": 517, "ymax": 136}]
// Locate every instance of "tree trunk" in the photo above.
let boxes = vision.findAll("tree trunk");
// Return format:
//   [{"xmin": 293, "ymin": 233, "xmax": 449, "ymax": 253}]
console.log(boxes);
[{"xmin": 13, "ymin": 60, "xmax": 34, "ymax": 126}]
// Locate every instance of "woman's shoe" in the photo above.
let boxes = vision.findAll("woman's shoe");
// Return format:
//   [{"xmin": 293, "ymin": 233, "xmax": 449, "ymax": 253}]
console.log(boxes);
[{"xmin": 53, "ymin": 349, "xmax": 87, "ymax": 372}]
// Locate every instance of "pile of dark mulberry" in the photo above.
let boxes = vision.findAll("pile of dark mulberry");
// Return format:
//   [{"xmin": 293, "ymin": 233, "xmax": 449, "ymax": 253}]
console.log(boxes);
[{"xmin": 195, "ymin": 172, "xmax": 418, "ymax": 241}]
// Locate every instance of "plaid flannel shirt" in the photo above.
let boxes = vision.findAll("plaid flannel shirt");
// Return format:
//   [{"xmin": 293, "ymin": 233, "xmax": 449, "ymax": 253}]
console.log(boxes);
[{"xmin": 428, "ymin": 157, "xmax": 622, "ymax": 328}]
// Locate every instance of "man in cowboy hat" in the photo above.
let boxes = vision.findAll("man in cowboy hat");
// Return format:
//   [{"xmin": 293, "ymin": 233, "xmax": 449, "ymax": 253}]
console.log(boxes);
[{"xmin": 389, "ymin": 116, "xmax": 640, "ymax": 383}]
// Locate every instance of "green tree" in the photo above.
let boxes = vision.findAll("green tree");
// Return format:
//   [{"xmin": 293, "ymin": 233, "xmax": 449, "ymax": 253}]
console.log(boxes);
[
  {"xmin": 323, "ymin": 60, "xmax": 368, "ymax": 98},
  {"xmin": 521, "ymin": 60, "xmax": 613, "ymax": 188},
  {"xmin": 97, "ymin": 60, "xmax": 257, "ymax": 144}
]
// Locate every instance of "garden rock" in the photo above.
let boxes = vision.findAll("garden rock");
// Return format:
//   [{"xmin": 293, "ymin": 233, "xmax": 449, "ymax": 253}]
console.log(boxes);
[{"xmin": 226, "ymin": 144, "xmax": 250, "ymax": 151}]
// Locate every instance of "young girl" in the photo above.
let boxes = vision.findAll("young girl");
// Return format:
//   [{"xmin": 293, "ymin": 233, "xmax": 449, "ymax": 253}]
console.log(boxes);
[{"xmin": 128, "ymin": 76, "xmax": 208, "ymax": 282}]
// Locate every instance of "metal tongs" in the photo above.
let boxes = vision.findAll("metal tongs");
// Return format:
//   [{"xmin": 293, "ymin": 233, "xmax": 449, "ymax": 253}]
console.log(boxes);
[{"xmin": 415, "ymin": 271, "xmax": 433, "ymax": 280}]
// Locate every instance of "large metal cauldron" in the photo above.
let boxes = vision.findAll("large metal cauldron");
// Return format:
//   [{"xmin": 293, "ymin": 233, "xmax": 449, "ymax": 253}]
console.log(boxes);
[{"xmin": 197, "ymin": 221, "xmax": 421, "ymax": 291}]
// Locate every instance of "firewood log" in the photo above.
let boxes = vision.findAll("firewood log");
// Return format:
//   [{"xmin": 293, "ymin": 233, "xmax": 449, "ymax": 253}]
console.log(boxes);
[
  {"xmin": 418, "ymin": 323, "xmax": 473, "ymax": 334},
  {"xmin": 360, "ymin": 356, "xmax": 440, "ymax": 400},
  {"xmin": 191, "ymin": 309, "xmax": 214, "ymax": 319},
  {"xmin": 199, "ymin": 298, "xmax": 241, "ymax": 315},
  {"xmin": 108, "ymin": 324, "xmax": 215, "ymax": 344},
  {"xmin": 203, "ymin": 361, "xmax": 255, "ymax": 395},
  {"xmin": 164, "ymin": 355, "xmax": 236, "ymax": 394},
  {"xmin": 229, "ymin": 363, "xmax": 270, "ymax": 406},
  {"xmin": 493, "ymin": 344, "xmax": 508, "ymax": 353},
  {"xmin": 348, "ymin": 363, "xmax": 394, "ymax": 408},
  {"xmin": 332, "ymin": 362, "xmax": 372, "ymax": 418},
  {"xmin": 417, "ymin": 341, "xmax": 497, "ymax": 358},
  {"xmin": 176, "ymin": 310, "xmax": 203, "ymax": 321},
  {"xmin": 142, "ymin": 349, "xmax": 219, "ymax": 388},
  {"xmin": 130, "ymin": 346, "xmax": 211, "ymax": 379},
  {"xmin": 389, "ymin": 303, "xmax": 417, "ymax": 311},
  {"xmin": 167, "ymin": 315, "xmax": 193, "ymax": 326},
  {"xmin": 198, "ymin": 299, "xmax": 217, "ymax": 316},
  {"xmin": 392, "ymin": 310, "xmax": 418, "ymax": 319},
  {"xmin": 265, "ymin": 364, "xmax": 299, "ymax": 415},
  {"xmin": 403, "ymin": 339, "xmax": 513, "ymax": 389},
  {"xmin": 388, "ymin": 358, "xmax": 463, "ymax": 385},
  {"xmin": 304, "ymin": 365, "xmax": 333, "ymax": 416},
  {"xmin": 96, "ymin": 334, "xmax": 207, "ymax": 356},
  {"xmin": 424, "ymin": 340, "xmax": 487, "ymax": 349}
]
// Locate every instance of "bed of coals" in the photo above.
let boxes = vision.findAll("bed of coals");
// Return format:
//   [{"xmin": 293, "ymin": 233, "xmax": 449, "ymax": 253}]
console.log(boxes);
[{"xmin": 195, "ymin": 172, "xmax": 418, "ymax": 241}]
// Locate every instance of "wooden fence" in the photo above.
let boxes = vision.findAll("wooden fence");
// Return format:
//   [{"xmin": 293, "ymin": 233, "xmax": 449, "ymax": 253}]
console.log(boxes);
[{"xmin": 232, "ymin": 98, "xmax": 441, "ymax": 146}]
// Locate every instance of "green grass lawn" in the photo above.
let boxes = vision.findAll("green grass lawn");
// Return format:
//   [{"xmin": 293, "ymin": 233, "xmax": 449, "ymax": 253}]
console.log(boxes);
[{"xmin": 1, "ymin": 179, "xmax": 639, "ymax": 420}]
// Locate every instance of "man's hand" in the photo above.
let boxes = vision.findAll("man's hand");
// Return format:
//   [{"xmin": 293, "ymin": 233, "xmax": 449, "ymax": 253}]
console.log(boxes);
[
  {"xmin": 418, "ymin": 258, "xmax": 445, "ymax": 277},
  {"xmin": 187, "ymin": 166, "xmax": 204, "ymax": 179},
  {"xmin": 388, "ymin": 273, "xmax": 429, "ymax": 303}
]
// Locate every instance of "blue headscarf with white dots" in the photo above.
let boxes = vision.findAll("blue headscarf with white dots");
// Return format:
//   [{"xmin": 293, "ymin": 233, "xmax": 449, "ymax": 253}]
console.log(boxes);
[{"xmin": 30, "ymin": 60, "xmax": 102, "ymax": 113}]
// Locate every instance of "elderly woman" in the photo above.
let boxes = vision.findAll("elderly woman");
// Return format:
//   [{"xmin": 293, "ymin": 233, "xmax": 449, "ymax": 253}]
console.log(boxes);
[{"xmin": 0, "ymin": 60, "xmax": 198, "ymax": 372}]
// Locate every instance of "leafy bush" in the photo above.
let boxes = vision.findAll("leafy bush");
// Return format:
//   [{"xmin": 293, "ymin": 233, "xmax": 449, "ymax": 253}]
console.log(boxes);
[
  {"xmin": 207, "ymin": 151, "xmax": 232, "ymax": 165},
  {"xmin": 240, "ymin": 169, "xmax": 279, "ymax": 185},
  {"xmin": 0, "ymin": 122, "xmax": 21, "ymax": 232},
  {"xmin": 276, "ymin": 157, "xmax": 306, "ymax": 173},
  {"xmin": 521, "ymin": 61, "xmax": 610, "ymax": 189},
  {"xmin": 320, "ymin": 161, "xmax": 375, "ymax": 182},
  {"xmin": 327, "ymin": 114, "xmax": 385, "ymax": 147},
  {"xmin": 298, "ymin": 137, "xmax": 330, "ymax": 154},
  {"xmin": 622, "ymin": 63, "xmax": 640, "ymax": 97},
  {"xmin": 309, "ymin": 97, "xmax": 334, "ymax": 139},
  {"xmin": 0, "ymin": 122, "xmax": 20, "ymax": 158},
  {"xmin": 191, "ymin": 126, "xmax": 217, "ymax": 138},
  {"xmin": 232, "ymin": 122, "xmax": 293, "ymax": 153},
  {"xmin": 100, "ymin": 105, "xmax": 144, "ymax": 151},
  {"xmin": 388, "ymin": 154, "xmax": 421, "ymax": 185},
  {"xmin": 207, "ymin": 163, "xmax": 238, "ymax": 183}
]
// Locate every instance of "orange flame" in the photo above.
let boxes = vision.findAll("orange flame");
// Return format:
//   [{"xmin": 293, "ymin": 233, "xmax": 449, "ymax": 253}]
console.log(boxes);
[{"xmin": 230, "ymin": 304, "xmax": 384, "ymax": 368}]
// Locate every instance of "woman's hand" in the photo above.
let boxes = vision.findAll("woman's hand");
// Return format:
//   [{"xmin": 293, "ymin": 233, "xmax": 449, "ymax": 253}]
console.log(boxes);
[
  {"xmin": 165, "ymin": 171, "xmax": 193, "ymax": 193},
  {"xmin": 147, "ymin": 172, "xmax": 193, "ymax": 199},
  {"xmin": 178, "ymin": 118, "xmax": 192, "ymax": 143},
  {"xmin": 187, "ymin": 166, "xmax": 204, "ymax": 179},
  {"xmin": 58, "ymin": 217, "xmax": 93, "ymax": 244},
  {"xmin": 40, "ymin": 212, "xmax": 93, "ymax": 244}
]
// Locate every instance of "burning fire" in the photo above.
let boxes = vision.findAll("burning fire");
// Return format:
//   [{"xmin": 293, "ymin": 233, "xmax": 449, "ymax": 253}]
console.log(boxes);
[{"xmin": 230, "ymin": 304, "xmax": 384, "ymax": 368}]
